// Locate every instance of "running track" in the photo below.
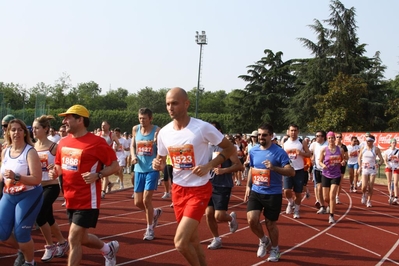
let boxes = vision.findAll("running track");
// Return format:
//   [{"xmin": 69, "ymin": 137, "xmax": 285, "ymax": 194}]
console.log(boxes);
[{"xmin": 1, "ymin": 178, "xmax": 399, "ymax": 265}]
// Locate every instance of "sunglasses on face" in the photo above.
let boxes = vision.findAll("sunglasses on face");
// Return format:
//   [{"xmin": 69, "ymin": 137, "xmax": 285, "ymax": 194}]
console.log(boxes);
[
  {"xmin": 2, "ymin": 124, "xmax": 7, "ymax": 129},
  {"xmin": 258, "ymin": 133, "xmax": 270, "ymax": 137}
]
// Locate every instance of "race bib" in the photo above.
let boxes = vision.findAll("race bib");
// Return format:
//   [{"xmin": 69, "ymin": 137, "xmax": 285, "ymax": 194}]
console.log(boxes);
[
  {"xmin": 329, "ymin": 155, "xmax": 341, "ymax": 166},
  {"xmin": 168, "ymin": 144, "xmax": 196, "ymax": 170},
  {"xmin": 390, "ymin": 155, "xmax": 399, "ymax": 164},
  {"xmin": 362, "ymin": 162, "xmax": 375, "ymax": 170},
  {"xmin": 61, "ymin": 147, "xmax": 83, "ymax": 171},
  {"xmin": 349, "ymin": 150, "xmax": 358, "ymax": 157},
  {"xmin": 39, "ymin": 153, "xmax": 49, "ymax": 172},
  {"xmin": 286, "ymin": 149, "xmax": 298, "ymax": 160},
  {"xmin": 4, "ymin": 179, "xmax": 26, "ymax": 194},
  {"xmin": 137, "ymin": 140, "xmax": 154, "ymax": 156},
  {"xmin": 251, "ymin": 168, "xmax": 271, "ymax": 187}
]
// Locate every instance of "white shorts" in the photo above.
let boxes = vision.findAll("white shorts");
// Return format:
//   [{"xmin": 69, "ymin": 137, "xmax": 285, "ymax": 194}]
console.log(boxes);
[{"xmin": 362, "ymin": 166, "xmax": 377, "ymax": 176}]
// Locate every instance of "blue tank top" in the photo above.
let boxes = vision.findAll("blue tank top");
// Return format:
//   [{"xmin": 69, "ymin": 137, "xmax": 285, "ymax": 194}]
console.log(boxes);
[
  {"xmin": 322, "ymin": 146, "xmax": 342, "ymax": 178},
  {"xmin": 134, "ymin": 125, "xmax": 158, "ymax": 173}
]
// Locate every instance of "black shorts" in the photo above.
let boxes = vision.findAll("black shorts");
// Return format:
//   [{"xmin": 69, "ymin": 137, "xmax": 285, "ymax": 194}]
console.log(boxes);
[
  {"xmin": 163, "ymin": 165, "xmax": 173, "ymax": 182},
  {"xmin": 208, "ymin": 186, "xmax": 232, "ymax": 211},
  {"xmin": 247, "ymin": 191, "xmax": 282, "ymax": 222},
  {"xmin": 303, "ymin": 171, "xmax": 309, "ymax": 186},
  {"xmin": 340, "ymin": 165, "xmax": 346, "ymax": 175},
  {"xmin": 67, "ymin": 209, "xmax": 100, "ymax": 228},
  {"xmin": 322, "ymin": 175, "xmax": 341, "ymax": 187},
  {"xmin": 314, "ymin": 169, "xmax": 323, "ymax": 184}
]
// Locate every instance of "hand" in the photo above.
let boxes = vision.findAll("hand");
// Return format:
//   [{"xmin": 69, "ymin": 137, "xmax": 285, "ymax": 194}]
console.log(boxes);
[
  {"xmin": 152, "ymin": 158, "xmax": 163, "ymax": 171},
  {"xmin": 192, "ymin": 165, "xmax": 212, "ymax": 177},
  {"xmin": 262, "ymin": 160, "xmax": 273, "ymax": 170},
  {"xmin": 213, "ymin": 167, "xmax": 224, "ymax": 175},
  {"xmin": 3, "ymin": 169, "xmax": 14, "ymax": 180},
  {"xmin": 48, "ymin": 169, "xmax": 58, "ymax": 180},
  {"xmin": 244, "ymin": 186, "xmax": 251, "ymax": 202},
  {"xmin": 131, "ymin": 157, "xmax": 138, "ymax": 165},
  {"xmin": 81, "ymin": 172, "xmax": 96, "ymax": 184}
]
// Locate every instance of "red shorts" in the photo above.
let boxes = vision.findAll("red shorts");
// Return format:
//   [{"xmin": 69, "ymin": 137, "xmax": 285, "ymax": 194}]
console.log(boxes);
[
  {"xmin": 385, "ymin": 167, "xmax": 399, "ymax": 174},
  {"xmin": 172, "ymin": 181, "xmax": 212, "ymax": 223}
]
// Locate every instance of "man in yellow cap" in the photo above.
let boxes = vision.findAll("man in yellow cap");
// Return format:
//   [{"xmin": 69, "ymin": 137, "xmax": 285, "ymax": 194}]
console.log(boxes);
[{"xmin": 48, "ymin": 105, "xmax": 120, "ymax": 266}]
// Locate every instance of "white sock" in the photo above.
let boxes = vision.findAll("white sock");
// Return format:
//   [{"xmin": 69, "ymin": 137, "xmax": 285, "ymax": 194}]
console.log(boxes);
[
  {"xmin": 147, "ymin": 224, "xmax": 153, "ymax": 230},
  {"xmin": 288, "ymin": 198, "xmax": 294, "ymax": 205},
  {"xmin": 295, "ymin": 204, "xmax": 300, "ymax": 211},
  {"xmin": 214, "ymin": 237, "xmax": 221, "ymax": 242},
  {"xmin": 101, "ymin": 243, "xmax": 110, "ymax": 254}
]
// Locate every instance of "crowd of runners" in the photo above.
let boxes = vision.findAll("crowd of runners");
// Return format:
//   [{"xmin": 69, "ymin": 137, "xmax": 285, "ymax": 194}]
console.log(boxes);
[{"xmin": 0, "ymin": 87, "xmax": 397, "ymax": 266}]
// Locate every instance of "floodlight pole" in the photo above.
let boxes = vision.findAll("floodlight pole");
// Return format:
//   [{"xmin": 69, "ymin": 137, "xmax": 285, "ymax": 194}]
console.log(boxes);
[{"xmin": 195, "ymin": 31, "xmax": 207, "ymax": 118}]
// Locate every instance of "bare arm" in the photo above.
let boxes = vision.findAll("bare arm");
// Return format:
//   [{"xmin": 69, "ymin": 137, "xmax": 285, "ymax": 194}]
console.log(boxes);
[
  {"xmin": 318, "ymin": 147, "xmax": 327, "ymax": 169},
  {"xmin": 213, "ymin": 149, "xmax": 243, "ymax": 175},
  {"xmin": 131, "ymin": 125, "xmax": 138, "ymax": 164}
]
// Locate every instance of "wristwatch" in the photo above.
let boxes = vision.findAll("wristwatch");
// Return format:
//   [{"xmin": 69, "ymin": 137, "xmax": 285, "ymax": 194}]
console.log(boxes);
[
  {"xmin": 97, "ymin": 172, "xmax": 103, "ymax": 180},
  {"xmin": 14, "ymin": 173, "xmax": 21, "ymax": 182}
]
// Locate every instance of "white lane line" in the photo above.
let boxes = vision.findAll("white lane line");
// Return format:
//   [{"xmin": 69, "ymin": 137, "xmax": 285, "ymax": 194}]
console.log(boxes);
[
  {"xmin": 326, "ymin": 233, "xmax": 381, "ymax": 256},
  {"xmin": 376, "ymin": 238, "xmax": 399, "ymax": 266},
  {"xmin": 345, "ymin": 217, "xmax": 398, "ymax": 236}
]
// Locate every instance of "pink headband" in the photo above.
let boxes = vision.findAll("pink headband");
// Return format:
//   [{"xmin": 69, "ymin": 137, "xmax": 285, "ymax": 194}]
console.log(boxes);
[{"xmin": 326, "ymin": 131, "xmax": 335, "ymax": 137}]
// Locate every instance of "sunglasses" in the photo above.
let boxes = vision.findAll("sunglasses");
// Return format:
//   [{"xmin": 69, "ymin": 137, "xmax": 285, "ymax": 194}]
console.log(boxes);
[
  {"xmin": 316, "ymin": 135, "xmax": 322, "ymax": 137},
  {"xmin": 1, "ymin": 124, "xmax": 8, "ymax": 128},
  {"xmin": 258, "ymin": 133, "xmax": 270, "ymax": 137}
]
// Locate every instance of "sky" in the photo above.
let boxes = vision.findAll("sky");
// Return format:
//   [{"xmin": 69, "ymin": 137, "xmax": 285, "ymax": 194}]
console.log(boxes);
[{"xmin": 0, "ymin": 0, "xmax": 398, "ymax": 94}]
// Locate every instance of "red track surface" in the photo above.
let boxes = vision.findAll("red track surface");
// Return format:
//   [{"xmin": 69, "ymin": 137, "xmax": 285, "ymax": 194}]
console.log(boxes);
[{"xmin": 1, "ymin": 178, "xmax": 399, "ymax": 265}]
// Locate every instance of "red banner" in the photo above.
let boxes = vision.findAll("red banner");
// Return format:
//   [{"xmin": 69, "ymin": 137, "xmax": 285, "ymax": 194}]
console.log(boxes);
[{"xmin": 341, "ymin": 132, "xmax": 399, "ymax": 152}]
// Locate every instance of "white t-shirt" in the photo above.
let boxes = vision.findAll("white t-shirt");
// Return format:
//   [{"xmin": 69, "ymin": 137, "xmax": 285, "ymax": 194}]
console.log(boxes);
[
  {"xmin": 384, "ymin": 148, "xmax": 399, "ymax": 169},
  {"xmin": 113, "ymin": 137, "xmax": 129, "ymax": 163},
  {"xmin": 124, "ymin": 137, "xmax": 132, "ymax": 156},
  {"xmin": 310, "ymin": 141, "xmax": 327, "ymax": 170},
  {"xmin": 347, "ymin": 145, "xmax": 360, "ymax": 165},
  {"xmin": 283, "ymin": 138, "xmax": 304, "ymax": 170},
  {"xmin": 157, "ymin": 117, "xmax": 224, "ymax": 187},
  {"xmin": 48, "ymin": 134, "xmax": 61, "ymax": 143}
]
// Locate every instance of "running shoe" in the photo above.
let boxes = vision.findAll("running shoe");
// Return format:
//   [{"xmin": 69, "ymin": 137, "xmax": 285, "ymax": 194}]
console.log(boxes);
[
  {"xmin": 143, "ymin": 228, "xmax": 155, "ymax": 241},
  {"xmin": 366, "ymin": 201, "xmax": 372, "ymax": 208},
  {"xmin": 22, "ymin": 263, "xmax": 36, "ymax": 266},
  {"xmin": 13, "ymin": 250, "xmax": 25, "ymax": 266},
  {"xmin": 335, "ymin": 197, "xmax": 341, "ymax": 204},
  {"xmin": 153, "ymin": 208, "xmax": 163, "ymax": 228},
  {"xmin": 328, "ymin": 216, "xmax": 336, "ymax": 224},
  {"xmin": 267, "ymin": 248, "xmax": 281, "ymax": 262},
  {"xmin": 293, "ymin": 209, "xmax": 300, "ymax": 219},
  {"xmin": 207, "ymin": 238, "xmax": 222, "ymax": 250},
  {"xmin": 228, "ymin": 212, "xmax": 238, "ymax": 233},
  {"xmin": 361, "ymin": 194, "xmax": 367, "ymax": 205},
  {"xmin": 103, "ymin": 241, "xmax": 119, "ymax": 266},
  {"xmin": 393, "ymin": 198, "xmax": 398, "ymax": 205},
  {"xmin": 357, "ymin": 181, "xmax": 362, "ymax": 188},
  {"xmin": 55, "ymin": 241, "xmax": 69, "ymax": 258},
  {"xmin": 317, "ymin": 207, "xmax": 326, "ymax": 214},
  {"xmin": 41, "ymin": 244, "xmax": 57, "ymax": 262},
  {"xmin": 285, "ymin": 203, "xmax": 293, "ymax": 214},
  {"xmin": 257, "ymin": 237, "xmax": 271, "ymax": 258},
  {"xmin": 161, "ymin": 192, "xmax": 171, "ymax": 199}
]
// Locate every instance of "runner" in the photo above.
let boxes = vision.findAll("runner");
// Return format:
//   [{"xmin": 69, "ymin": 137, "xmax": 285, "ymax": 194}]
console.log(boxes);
[
  {"xmin": 152, "ymin": 87, "xmax": 235, "ymax": 265},
  {"xmin": 50, "ymin": 105, "xmax": 120, "ymax": 266},
  {"xmin": 131, "ymin": 108, "xmax": 162, "ymax": 241},
  {"xmin": 205, "ymin": 121, "xmax": 242, "ymax": 250},
  {"xmin": 383, "ymin": 138, "xmax": 399, "ymax": 204},
  {"xmin": 245, "ymin": 123, "xmax": 294, "ymax": 262}
]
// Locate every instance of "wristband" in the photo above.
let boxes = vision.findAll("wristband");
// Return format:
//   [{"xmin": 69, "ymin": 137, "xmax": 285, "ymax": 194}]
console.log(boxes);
[{"xmin": 218, "ymin": 153, "xmax": 226, "ymax": 161}]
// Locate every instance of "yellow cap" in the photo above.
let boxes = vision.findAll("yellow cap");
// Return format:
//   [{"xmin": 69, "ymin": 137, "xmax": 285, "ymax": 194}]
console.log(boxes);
[{"xmin": 59, "ymin": 105, "xmax": 89, "ymax": 118}]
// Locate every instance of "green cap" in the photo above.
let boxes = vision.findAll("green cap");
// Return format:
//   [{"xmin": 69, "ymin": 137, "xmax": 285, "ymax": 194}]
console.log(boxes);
[{"xmin": 2, "ymin": 114, "xmax": 15, "ymax": 124}]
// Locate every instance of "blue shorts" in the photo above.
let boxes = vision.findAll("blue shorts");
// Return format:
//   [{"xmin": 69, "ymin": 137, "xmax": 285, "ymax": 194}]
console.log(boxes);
[
  {"xmin": 283, "ymin": 169, "xmax": 304, "ymax": 193},
  {"xmin": 0, "ymin": 186, "xmax": 43, "ymax": 243},
  {"xmin": 348, "ymin": 163, "xmax": 359, "ymax": 170},
  {"xmin": 134, "ymin": 171, "xmax": 159, "ymax": 193}
]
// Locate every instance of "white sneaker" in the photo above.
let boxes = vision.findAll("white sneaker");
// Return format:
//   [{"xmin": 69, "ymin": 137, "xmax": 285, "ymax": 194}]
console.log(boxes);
[
  {"xmin": 257, "ymin": 237, "xmax": 271, "ymax": 258},
  {"xmin": 103, "ymin": 241, "xmax": 119, "ymax": 266},
  {"xmin": 143, "ymin": 228, "xmax": 155, "ymax": 241},
  {"xmin": 267, "ymin": 248, "xmax": 281, "ymax": 262},
  {"xmin": 361, "ymin": 194, "xmax": 367, "ymax": 204},
  {"xmin": 335, "ymin": 197, "xmax": 341, "ymax": 204},
  {"xmin": 120, "ymin": 183, "xmax": 124, "ymax": 190},
  {"xmin": 286, "ymin": 203, "xmax": 293, "ymax": 214},
  {"xmin": 153, "ymin": 208, "xmax": 163, "ymax": 228},
  {"xmin": 55, "ymin": 241, "xmax": 69, "ymax": 258},
  {"xmin": 161, "ymin": 192, "xmax": 171, "ymax": 199},
  {"xmin": 328, "ymin": 216, "xmax": 336, "ymax": 224},
  {"xmin": 41, "ymin": 244, "xmax": 57, "ymax": 262},
  {"xmin": 357, "ymin": 181, "xmax": 362, "ymax": 188},
  {"xmin": 366, "ymin": 201, "xmax": 372, "ymax": 208},
  {"xmin": 393, "ymin": 198, "xmax": 398, "ymax": 205},
  {"xmin": 228, "ymin": 212, "xmax": 238, "ymax": 233},
  {"xmin": 317, "ymin": 207, "xmax": 326, "ymax": 214},
  {"xmin": 293, "ymin": 209, "xmax": 300, "ymax": 219},
  {"xmin": 207, "ymin": 238, "xmax": 222, "ymax": 250}
]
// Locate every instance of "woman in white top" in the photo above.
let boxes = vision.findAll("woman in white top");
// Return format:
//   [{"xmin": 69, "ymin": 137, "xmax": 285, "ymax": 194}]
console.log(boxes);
[
  {"xmin": 358, "ymin": 135, "xmax": 384, "ymax": 207},
  {"xmin": 33, "ymin": 115, "xmax": 69, "ymax": 262},
  {"xmin": 383, "ymin": 138, "xmax": 399, "ymax": 204}
]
